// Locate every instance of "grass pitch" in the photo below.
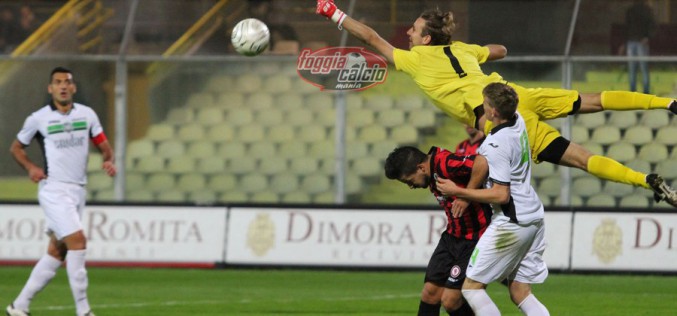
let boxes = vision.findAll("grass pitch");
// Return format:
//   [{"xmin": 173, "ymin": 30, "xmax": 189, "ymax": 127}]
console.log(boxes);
[{"xmin": 1, "ymin": 267, "xmax": 675, "ymax": 315}]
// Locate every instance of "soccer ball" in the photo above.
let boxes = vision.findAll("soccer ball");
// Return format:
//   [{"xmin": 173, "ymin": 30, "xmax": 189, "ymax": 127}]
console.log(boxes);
[{"xmin": 231, "ymin": 18, "xmax": 270, "ymax": 56}]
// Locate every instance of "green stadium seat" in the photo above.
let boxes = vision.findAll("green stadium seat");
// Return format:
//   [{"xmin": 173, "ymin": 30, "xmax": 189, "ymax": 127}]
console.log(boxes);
[
  {"xmin": 638, "ymin": 143, "xmax": 668, "ymax": 163},
  {"xmin": 575, "ymin": 112, "xmax": 606, "ymax": 129},
  {"xmin": 639, "ymin": 110, "xmax": 670, "ymax": 128},
  {"xmin": 126, "ymin": 173, "xmax": 146, "ymax": 191},
  {"xmin": 537, "ymin": 175, "xmax": 561, "ymax": 199},
  {"xmin": 268, "ymin": 125, "xmax": 296, "ymax": 143},
  {"xmin": 177, "ymin": 124, "xmax": 205, "ymax": 141},
  {"xmin": 219, "ymin": 191, "xmax": 249, "ymax": 203},
  {"xmin": 259, "ymin": 158, "xmax": 288, "ymax": 175},
  {"xmin": 655, "ymin": 126, "xmax": 677, "ymax": 145},
  {"xmin": 127, "ymin": 140, "xmax": 155, "ymax": 160},
  {"xmin": 218, "ymin": 142, "xmax": 246, "ymax": 159},
  {"xmin": 370, "ymin": 140, "xmax": 399, "ymax": 159},
  {"xmin": 256, "ymin": 108, "xmax": 284, "ymax": 126},
  {"xmin": 186, "ymin": 140, "xmax": 216, "ymax": 158},
  {"xmin": 146, "ymin": 123, "xmax": 175, "ymax": 141},
  {"xmin": 607, "ymin": 111, "xmax": 638, "ymax": 129},
  {"xmin": 391, "ymin": 125, "xmax": 418, "ymax": 144},
  {"xmin": 126, "ymin": 190, "xmax": 155, "ymax": 202},
  {"xmin": 167, "ymin": 156, "xmax": 195, "ymax": 174},
  {"xmin": 166, "ymin": 107, "xmax": 195, "ymax": 125},
  {"xmin": 654, "ymin": 160, "xmax": 677, "ymax": 180},
  {"xmin": 207, "ymin": 124, "xmax": 235, "ymax": 143},
  {"xmin": 248, "ymin": 142, "xmax": 276, "ymax": 157},
  {"xmin": 189, "ymin": 191, "xmax": 218, "ymax": 204},
  {"xmin": 236, "ymin": 125, "xmax": 265, "ymax": 143},
  {"xmin": 236, "ymin": 73, "xmax": 262, "ymax": 93},
  {"xmin": 246, "ymin": 93, "xmax": 274, "ymax": 110},
  {"xmin": 351, "ymin": 157, "xmax": 381, "ymax": 177},
  {"xmin": 313, "ymin": 191, "xmax": 335, "ymax": 204},
  {"xmin": 357, "ymin": 125, "xmax": 387, "ymax": 142},
  {"xmin": 587, "ymin": 194, "xmax": 616, "ymax": 207},
  {"xmin": 134, "ymin": 156, "xmax": 165, "ymax": 173},
  {"xmin": 346, "ymin": 174, "xmax": 363, "ymax": 195},
  {"xmin": 204, "ymin": 74, "xmax": 234, "ymax": 93},
  {"xmin": 196, "ymin": 107, "xmax": 225, "ymax": 126},
  {"xmin": 286, "ymin": 108, "xmax": 314, "ymax": 126},
  {"xmin": 241, "ymin": 174, "xmax": 268, "ymax": 193},
  {"xmin": 278, "ymin": 141, "xmax": 307, "ymax": 158},
  {"xmin": 553, "ymin": 194, "xmax": 583, "ymax": 207},
  {"xmin": 146, "ymin": 174, "xmax": 175, "ymax": 192},
  {"xmin": 263, "ymin": 74, "xmax": 292, "ymax": 93},
  {"xmin": 572, "ymin": 177, "xmax": 602, "ymax": 197},
  {"xmin": 328, "ymin": 126, "xmax": 357, "ymax": 141},
  {"xmin": 603, "ymin": 180, "xmax": 635, "ymax": 197},
  {"xmin": 581, "ymin": 141, "xmax": 604, "ymax": 156},
  {"xmin": 226, "ymin": 108, "xmax": 254, "ymax": 126},
  {"xmin": 308, "ymin": 140, "xmax": 335, "ymax": 158},
  {"xmin": 347, "ymin": 108, "xmax": 375, "ymax": 127},
  {"xmin": 290, "ymin": 157, "xmax": 319, "ymax": 175},
  {"xmin": 156, "ymin": 140, "xmax": 185, "ymax": 157},
  {"xmin": 591, "ymin": 125, "xmax": 621, "ymax": 145},
  {"xmin": 606, "ymin": 142, "xmax": 636, "ymax": 163},
  {"xmin": 88, "ymin": 172, "xmax": 113, "ymax": 191},
  {"xmin": 276, "ymin": 92, "xmax": 305, "ymax": 109},
  {"xmin": 394, "ymin": 94, "xmax": 424, "ymax": 111},
  {"xmin": 87, "ymin": 153, "xmax": 103, "ymax": 172},
  {"xmin": 185, "ymin": 92, "xmax": 215, "ymax": 108},
  {"xmin": 282, "ymin": 192, "xmax": 311, "ymax": 203},
  {"xmin": 364, "ymin": 95, "xmax": 393, "ymax": 110},
  {"xmin": 315, "ymin": 107, "xmax": 337, "ymax": 126},
  {"xmin": 301, "ymin": 174, "xmax": 331, "ymax": 194},
  {"xmin": 532, "ymin": 163, "xmax": 556, "ymax": 180},
  {"xmin": 571, "ymin": 125, "xmax": 589, "ymax": 143},
  {"xmin": 270, "ymin": 173, "xmax": 300, "ymax": 193},
  {"xmin": 306, "ymin": 93, "xmax": 333, "ymax": 108},
  {"xmin": 624, "ymin": 125, "xmax": 653, "ymax": 145},
  {"xmin": 94, "ymin": 189, "xmax": 115, "ymax": 201},
  {"xmin": 250, "ymin": 192, "xmax": 279, "ymax": 203},
  {"xmin": 208, "ymin": 174, "xmax": 237, "ymax": 192},
  {"xmin": 157, "ymin": 189, "xmax": 187, "ymax": 203},
  {"xmin": 376, "ymin": 109, "xmax": 405, "ymax": 127},
  {"xmin": 227, "ymin": 159, "xmax": 256, "ymax": 175},
  {"xmin": 177, "ymin": 174, "xmax": 206, "ymax": 192},
  {"xmin": 216, "ymin": 91, "xmax": 244, "ymax": 108},
  {"xmin": 409, "ymin": 110, "xmax": 436, "ymax": 128},
  {"xmin": 346, "ymin": 142, "xmax": 369, "ymax": 160},
  {"xmin": 619, "ymin": 194, "xmax": 650, "ymax": 208},
  {"xmin": 346, "ymin": 93, "xmax": 363, "ymax": 110},
  {"xmin": 298, "ymin": 125, "xmax": 327, "ymax": 142}
]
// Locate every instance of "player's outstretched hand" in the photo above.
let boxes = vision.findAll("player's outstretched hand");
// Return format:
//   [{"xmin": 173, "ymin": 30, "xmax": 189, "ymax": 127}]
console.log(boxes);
[
  {"xmin": 102, "ymin": 161, "xmax": 117, "ymax": 177},
  {"xmin": 316, "ymin": 0, "xmax": 337, "ymax": 18},
  {"xmin": 451, "ymin": 198, "xmax": 469, "ymax": 218}
]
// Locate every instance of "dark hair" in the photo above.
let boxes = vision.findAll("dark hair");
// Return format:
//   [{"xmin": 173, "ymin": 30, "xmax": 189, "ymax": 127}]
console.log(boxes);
[
  {"xmin": 384, "ymin": 146, "xmax": 427, "ymax": 180},
  {"xmin": 482, "ymin": 82, "xmax": 519, "ymax": 119},
  {"xmin": 419, "ymin": 9, "xmax": 456, "ymax": 45},
  {"xmin": 50, "ymin": 67, "xmax": 72, "ymax": 82}
]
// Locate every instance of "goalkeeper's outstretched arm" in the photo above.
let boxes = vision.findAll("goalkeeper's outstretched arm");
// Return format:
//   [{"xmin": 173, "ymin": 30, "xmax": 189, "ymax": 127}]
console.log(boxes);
[{"xmin": 316, "ymin": 0, "xmax": 395, "ymax": 64}]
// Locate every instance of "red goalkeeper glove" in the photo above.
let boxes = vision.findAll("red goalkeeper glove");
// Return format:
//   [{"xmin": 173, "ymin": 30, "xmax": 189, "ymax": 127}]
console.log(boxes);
[{"xmin": 316, "ymin": 0, "xmax": 347, "ymax": 28}]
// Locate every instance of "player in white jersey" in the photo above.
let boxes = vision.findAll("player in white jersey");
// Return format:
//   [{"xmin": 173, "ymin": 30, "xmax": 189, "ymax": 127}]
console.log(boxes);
[
  {"xmin": 436, "ymin": 83, "xmax": 549, "ymax": 315},
  {"xmin": 6, "ymin": 67, "xmax": 115, "ymax": 316}
]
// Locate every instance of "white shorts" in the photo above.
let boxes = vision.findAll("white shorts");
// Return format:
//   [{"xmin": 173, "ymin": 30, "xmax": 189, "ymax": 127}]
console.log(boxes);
[
  {"xmin": 466, "ymin": 216, "xmax": 548, "ymax": 285},
  {"xmin": 38, "ymin": 180, "xmax": 87, "ymax": 240}
]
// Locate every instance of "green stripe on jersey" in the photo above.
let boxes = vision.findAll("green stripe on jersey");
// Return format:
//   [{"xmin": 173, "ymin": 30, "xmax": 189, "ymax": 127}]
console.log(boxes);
[
  {"xmin": 48, "ymin": 124, "xmax": 64, "ymax": 134},
  {"xmin": 72, "ymin": 121, "xmax": 87, "ymax": 130}
]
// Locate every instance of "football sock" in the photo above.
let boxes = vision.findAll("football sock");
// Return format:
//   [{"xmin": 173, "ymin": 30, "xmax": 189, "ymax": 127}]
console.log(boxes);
[
  {"xmin": 588, "ymin": 155, "xmax": 648, "ymax": 188},
  {"xmin": 600, "ymin": 91, "xmax": 672, "ymax": 110},
  {"xmin": 517, "ymin": 294, "xmax": 550, "ymax": 316},
  {"xmin": 13, "ymin": 254, "xmax": 62, "ymax": 311},
  {"xmin": 462, "ymin": 289, "xmax": 500, "ymax": 316},
  {"xmin": 66, "ymin": 250, "xmax": 91, "ymax": 316},
  {"xmin": 448, "ymin": 301, "xmax": 474, "ymax": 316},
  {"xmin": 418, "ymin": 300, "xmax": 441, "ymax": 316}
]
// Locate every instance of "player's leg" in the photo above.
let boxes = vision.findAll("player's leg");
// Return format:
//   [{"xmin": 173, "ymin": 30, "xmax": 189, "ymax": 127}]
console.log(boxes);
[
  {"xmin": 461, "ymin": 279, "xmax": 499, "ymax": 316},
  {"xmin": 7, "ymin": 235, "xmax": 64, "ymax": 316},
  {"xmin": 419, "ymin": 233, "xmax": 456, "ymax": 315},
  {"xmin": 509, "ymin": 220, "xmax": 549, "ymax": 316},
  {"xmin": 441, "ymin": 237, "xmax": 478, "ymax": 316},
  {"xmin": 578, "ymin": 91, "xmax": 675, "ymax": 113},
  {"xmin": 63, "ymin": 184, "xmax": 94, "ymax": 316},
  {"xmin": 509, "ymin": 281, "xmax": 549, "ymax": 316},
  {"xmin": 419, "ymin": 282, "xmax": 443, "ymax": 316}
]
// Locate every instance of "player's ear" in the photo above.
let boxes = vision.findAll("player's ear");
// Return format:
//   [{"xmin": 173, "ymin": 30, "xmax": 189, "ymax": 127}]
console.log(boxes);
[{"xmin": 422, "ymin": 35, "xmax": 432, "ymax": 45}]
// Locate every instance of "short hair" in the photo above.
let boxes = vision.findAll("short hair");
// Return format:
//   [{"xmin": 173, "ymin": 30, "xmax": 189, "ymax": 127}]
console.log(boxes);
[
  {"xmin": 384, "ymin": 146, "xmax": 427, "ymax": 180},
  {"xmin": 420, "ymin": 9, "xmax": 456, "ymax": 45},
  {"xmin": 50, "ymin": 67, "xmax": 72, "ymax": 82},
  {"xmin": 482, "ymin": 82, "xmax": 519, "ymax": 119}
]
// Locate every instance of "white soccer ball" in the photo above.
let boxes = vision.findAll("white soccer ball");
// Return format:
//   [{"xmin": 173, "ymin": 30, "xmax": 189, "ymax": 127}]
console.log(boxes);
[{"xmin": 231, "ymin": 18, "xmax": 270, "ymax": 56}]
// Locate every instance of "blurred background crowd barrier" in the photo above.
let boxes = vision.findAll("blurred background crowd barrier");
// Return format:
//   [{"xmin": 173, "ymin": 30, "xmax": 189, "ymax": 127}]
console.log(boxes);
[{"xmin": 0, "ymin": 0, "xmax": 676, "ymax": 209}]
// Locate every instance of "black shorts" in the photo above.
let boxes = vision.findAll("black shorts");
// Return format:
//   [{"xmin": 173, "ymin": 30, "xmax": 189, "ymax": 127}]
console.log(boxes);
[{"xmin": 424, "ymin": 232, "xmax": 478, "ymax": 289}]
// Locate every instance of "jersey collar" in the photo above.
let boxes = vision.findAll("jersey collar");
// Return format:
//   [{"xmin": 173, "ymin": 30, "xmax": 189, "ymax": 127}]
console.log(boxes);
[
  {"xmin": 489, "ymin": 113, "xmax": 518, "ymax": 135},
  {"xmin": 49, "ymin": 101, "xmax": 76, "ymax": 114}
]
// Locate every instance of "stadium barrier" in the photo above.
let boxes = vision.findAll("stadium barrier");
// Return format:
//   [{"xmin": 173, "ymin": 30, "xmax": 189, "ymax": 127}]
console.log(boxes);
[{"xmin": 0, "ymin": 203, "xmax": 675, "ymax": 273}]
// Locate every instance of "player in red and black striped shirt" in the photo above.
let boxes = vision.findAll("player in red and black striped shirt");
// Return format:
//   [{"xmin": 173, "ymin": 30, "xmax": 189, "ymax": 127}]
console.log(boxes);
[
  {"xmin": 454, "ymin": 125, "xmax": 485, "ymax": 157},
  {"xmin": 385, "ymin": 146, "xmax": 492, "ymax": 316}
]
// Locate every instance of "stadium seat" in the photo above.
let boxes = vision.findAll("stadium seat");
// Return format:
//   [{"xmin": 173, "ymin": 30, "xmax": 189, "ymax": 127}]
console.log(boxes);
[
  {"xmin": 219, "ymin": 191, "xmax": 249, "ymax": 203},
  {"xmin": 196, "ymin": 107, "xmax": 225, "ymax": 126},
  {"xmin": 313, "ymin": 191, "xmax": 335, "ymax": 204},
  {"xmin": 531, "ymin": 163, "xmax": 556, "ymax": 180},
  {"xmin": 308, "ymin": 140, "xmax": 335, "ymax": 158},
  {"xmin": 177, "ymin": 124, "xmax": 205, "ymax": 142},
  {"xmin": 575, "ymin": 112, "xmax": 606, "ymax": 129},
  {"xmin": 624, "ymin": 125, "xmax": 653, "ymax": 145},
  {"xmin": 206, "ymin": 124, "xmax": 236, "ymax": 143},
  {"xmin": 248, "ymin": 142, "xmax": 277, "ymax": 157},
  {"xmin": 189, "ymin": 191, "xmax": 218, "ymax": 204},
  {"xmin": 638, "ymin": 143, "xmax": 668, "ymax": 163},
  {"xmin": 282, "ymin": 192, "xmax": 311, "ymax": 203},
  {"xmin": 166, "ymin": 107, "xmax": 195, "ymax": 125},
  {"xmin": 391, "ymin": 125, "xmax": 419, "ymax": 144},
  {"xmin": 625, "ymin": 159, "xmax": 652, "ymax": 175},
  {"xmin": 146, "ymin": 123, "xmax": 175, "ymax": 141},
  {"xmin": 208, "ymin": 174, "xmax": 237, "ymax": 192},
  {"xmin": 619, "ymin": 194, "xmax": 650, "ymax": 208},
  {"xmin": 259, "ymin": 159, "xmax": 288, "ymax": 175},
  {"xmin": 134, "ymin": 156, "xmax": 165, "ymax": 173},
  {"xmin": 370, "ymin": 140, "xmax": 399, "ymax": 159},
  {"xmin": 276, "ymin": 92, "xmax": 305, "ymax": 109},
  {"xmin": 88, "ymin": 172, "xmax": 113, "ymax": 191},
  {"xmin": 357, "ymin": 125, "xmax": 387, "ymax": 142},
  {"xmin": 146, "ymin": 173, "xmax": 175, "ymax": 192},
  {"xmin": 185, "ymin": 92, "xmax": 215, "ymax": 108},
  {"xmin": 580, "ymin": 141, "xmax": 604, "ymax": 156},
  {"xmin": 364, "ymin": 95, "xmax": 393, "ymax": 110},
  {"xmin": 346, "ymin": 174, "xmax": 363, "ymax": 194},
  {"xmin": 606, "ymin": 142, "xmax": 636, "ymax": 163},
  {"xmin": 267, "ymin": 125, "xmax": 296, "ymax": 143},
  {"xmin": 227, "ymin": 159, "xmax": 256, "ymax": 175},
  {"xmin": 286, "ymin": 108, "xmax": 314, "ymax": 126},
  {"xmin": 167, "ymin": 156, "xmax": 195, "ymax": 174},
  {"xmin": 586, "ymin": 194, "xmax": 616, "ymax": 207},
  {"xmin": 591, "ymin": 125, "xmax": 621, "ymax": 145},
  {"xmin": 127, "ymin": 140, "xmax": 155, "ymax": 160},
  {"xmin": 256, "ymin": 108, "xmax": 284, "ymax": 126},
  {"xmin": 298, "ymin": 125, "xmax": 328, "ymax": 142},
  {"xmin": 607, "ymin": 111, "xmax": 638, "ymax": 129},
  {"xmin": 157, "ymin": 190, "xmax": 187, "ymax": 203},
  {"xmin": 87, "ymin": 153, "xmax": 103, "ymax": 172},
  {"xmin": 250, "ymin": 192, "xmax": 279, "ymax": 203},
  {"xmin": 328, "ymin": 126, "xmax": 357, "ymax": 141},
  {"xmin": 235, "ymin": 73, "xmax": 262, "ymax": 93},
  {"xmin": 346, "ymin": 93, "xmax": 363, "ymax": 110},
  {"xmin": 226, "ymin": 108, "xmax": 255, "ymax": 126},
  {"xmin": 236, "ymin": 125, "xmax": 265, "ymax": 143},
  {"xmin": 270, "ymin": 173, "xmax": 300, "ymax": 193},
  {"xmin": 572, "ymin": 177, "xmax": 602, "ymax": 197},
  {"xmin": 197, "ymin": 156, "xmax": 226, "ymax": 174},
  {"xmin": 347, "ymin": 108, "xmax": 375, "ymax": 127},
  {"xmin": 94, "ymin": 189, "xmax": 115, "ymax": 202},
  {"xmin": 376, "ymin": 109, "xmax": 405, "ymax": 128},
  {"xmin": 186, "ymin": 140, "xmax": 216, "ymax": 158},
  {"xmin": 537, "ymin": 175, "xmax": 561, "ymax": 199},
  {"xmin": 241, "ymin": 174, "xmax": 269, "ymax": 193},
  {"xmin": 655, "ymin": 126, "xmax": 677, "ymax": 145},
  {"xmin": 156, "ymin": 140, "xmax": 185, "ymax": 157},
  {"xmin": 218, "ymin": 142, "xmax": 246, "ymax": 159},
  {"xmin": 409, "ymin": 110, "xmax": 436, "ymax": 128},
  {"xmin": 177, "ymin": 174, "xmax": 206, "ymax": 192},
  {"xmin": 570, "ymin": 125, "xmax": 589, "ymax": 143},
  {"xmin": 306, "ymin": 94, "xmax": 333, "ymax": 109},
  {"xmin": 546, "ymin": 118, "xmax": 562, "ymax": 129},
  {"xmin": 278, "ymin": 142, "xmax": 307, "ymax": 158},
  {"xmin": 351, "ymin": 157, "xmax": 381, "ymax": 177},
  {"xmin": 126, "ymin": 190, "xmax": 155, "ymax": 202},
  {"xmin": 204, "ymin": 74, "xmax": 234, "ymax": 93},
  {"xmin": 319, "ymin": 158, "xmax": 337, "ymax": 175},
  {"xmin": 301, "ymin": 174, "xmax": 331, "ymax": 194},
  {"xmin": 394, "ymin": 94, "xmax": 424, "ymax": 111},
  {"xmin": 603, "ymin": 180, "xmax": 635, "ymax": 197},
  {"xmin": 655, "ymin": 160, "xmax": 677, "ymax": 180},
  {"xmin": 639, "ymin": 110, "xmax": 670, "ymax": 128},
  {"xmin": 315, "ymin": 107, "xmax": 337, "ymax": 127},
  {"xmin": 215, "ymin": 91, "xmax": 245, "ymax": 108},
  {"xmin": 553, "ymin": 194, "xmax": 583, "ymax": 207},
  {"xmin": 263, "ymin": 74, "xmax": 292, "ymax": 93},
  {"xmin": 289, "ymin": 157, "xmax": 319, "ymax": 175},
  {"xmin": 126, "ymin": 173, "xmax": 145, "ymax": 191},
  {"xmin": 246, "ymin": 93, "xmax": 274, "ymax": 110},
  {"xmin": 346, "ymin": 142, "xmax": 369, "ymax": 160}
]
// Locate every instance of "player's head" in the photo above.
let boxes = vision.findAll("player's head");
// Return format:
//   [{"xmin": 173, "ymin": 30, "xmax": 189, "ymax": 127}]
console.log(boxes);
[
  {"xmin": 385, "ymin": 146, "xmax": 431, "ymax": 189},
  {"xmin": 48, "ymin": 66, "xmax": 76, "ymax": 106},
  {"xmin": 464, "ymin": 124, "xmax": 480, "ymax": 138},
  {"xmin": 482, "ymin": 82, "xmax": 518, "ymax": 121},
  {"xmin": 406, "ymin": 8, "xmax": 455, "ymax": 48}
]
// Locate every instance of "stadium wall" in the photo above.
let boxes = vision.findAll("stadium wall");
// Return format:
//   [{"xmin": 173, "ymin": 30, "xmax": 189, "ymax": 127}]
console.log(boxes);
[{"xmin": 0, "ymin": 204, "xmax": 675, "ymax": 273}]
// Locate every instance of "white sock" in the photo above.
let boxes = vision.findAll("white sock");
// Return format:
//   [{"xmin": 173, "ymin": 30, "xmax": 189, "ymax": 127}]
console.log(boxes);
[
  {"xmin": 13, "ymin": 254, "xmax": 62, "ymax": 311},
  {"xmin": 462, "ymin": 289, "xmax": 501, "ymax": 316},
  {"xmin": 66, "ymin": 250, "xmax": 91, "ymax": 315},
  {"xmin": 518, "ymin": 293, "xmax": 550, "ymax": 316}
]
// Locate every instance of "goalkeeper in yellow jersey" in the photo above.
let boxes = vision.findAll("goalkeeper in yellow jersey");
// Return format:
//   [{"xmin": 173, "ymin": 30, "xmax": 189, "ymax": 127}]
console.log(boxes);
[{"xmin": 316, "ymin": 0, "xmax": 677, "ymax": 207}]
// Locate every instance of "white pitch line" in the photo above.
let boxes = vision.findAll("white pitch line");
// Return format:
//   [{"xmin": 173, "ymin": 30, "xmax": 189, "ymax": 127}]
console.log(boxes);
[{"xmin": 30, "ymin": 294, "xmax": 420, "ymax": 312}]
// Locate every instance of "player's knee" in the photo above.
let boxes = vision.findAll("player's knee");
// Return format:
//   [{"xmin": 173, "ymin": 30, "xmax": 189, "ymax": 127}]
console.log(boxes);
[
  {"xmin": 441, "ymin": 289, "xmax": 464, "ymax": 312},
  {"xmin": 421, "ymin": 282, "xmax": 443, "ymax": 303}
]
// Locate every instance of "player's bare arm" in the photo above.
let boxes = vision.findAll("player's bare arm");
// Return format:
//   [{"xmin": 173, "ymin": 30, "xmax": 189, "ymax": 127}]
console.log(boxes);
[
  {"xmin": 438, "ymin": 177, "xmax": 509, "ymax": 205},
  {"xmin": 96, "ymin": 140, "xmax": 117, "ymax": 177},
  {"xmin": 317, "ymin": 0, "xmax": 395, "ymax": 64},
  {"xmin": 450, "ymin": 155, "xmax": 489, "ymax": 218},
  {"xmin": 9, "ymin": 139, "xmax": 46, "ymax": 183},
  {"xmin": 486, "ymin": 44, "xmax": 507, "ymax": 61}
]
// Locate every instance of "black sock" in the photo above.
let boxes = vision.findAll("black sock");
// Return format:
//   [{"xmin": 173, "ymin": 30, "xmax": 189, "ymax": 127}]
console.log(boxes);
[
  {"xmin": 448, "ymin": 301, "xmax": 474, "ymax": 316},
  {"xmin": 418, "ymin": 300, "xmax": 441, "ymax": 316}
]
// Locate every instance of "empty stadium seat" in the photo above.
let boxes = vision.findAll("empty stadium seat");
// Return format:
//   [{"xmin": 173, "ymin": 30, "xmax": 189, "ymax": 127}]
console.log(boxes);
[
  {"xmin": 197, "ymin": 156, "xmax": 226, "ymax": 174},
  {"xmin": 346, "ymin": 142, "xmax": 369, "ymax": 160},
  {"xmin": 134, "ymin": 156, "xmax": 165, "ymax": 173},
  {"xmin": 606, "ymin": 142, "xmax": 636, "ymax": 163},
  {"xmin": 370, "ymin": 140, "xmax": 399, "ymax": 159},
  {"xmin": 208, "ymin": 174, "xmax": 237, "ymax": 192},
  {"xmin": 655, "ymin": 126, "xmax": 677, "ymax": 145},
  {"xmin": 276, "ymin": 92, "xmax": 305, "ymax": 109},
  {"xmin": 351, "ymin": 157, "xmax": 381, "ymax": 177},
  {"xmin": 390, "ymin": 125, "xmax": 418, "ymax": 144},
  {"xmin": 586, "ymin": 194, "xmax": 616, "ymax": 207},
  {"xmin": 259, "ymin": 159, "xmax": 288, "ymax": 175},
  {"xmin": 248, "ymin": 142, "xmax": 277, "ymax": 157},
  {"xmin": 241, "ymin": 174, "xmax": 268, "ymax": 193},
  {"xmin": 364, "ymin": 95, "xmax": 393, "ymax": 110},
  {"xmin": 328, "ymin": 126, "xmax": 357, "ymax": 141},
  {"xmin": 256, "ymin": 108, "xmax": 284, "ymax": 126},
  {"xmin": 619, "ymin": 194, "xmax": 650, "ymax": 208},
  {"xmin": 236, "ymin": 125, "xmax": 265, "ymax": 143},
  {"xmin": 624, "ymin": 125, "xmax": 653, "ymax": 145},
  {"xmin": 177, "ymin": 174, "xmax": 206, "ymax": 192},
  {"xmin": 531, "ymin": 163, "xmax": 556, "ymax": 180},
  {"xmin": 553, "ymin": 194, "xmax": 583, "ymax": 207},
  {"xmin": 308, "ymin": 140, "xmax": 335, "ymax": 158},
  {"xmin": 655, "ymin": 160, "xmax": 677, "ymax": 180},
  {"xmin": 88, "ymin": 172, "xmax": 113, "ymax": 191},
  {"xmin": 409, "ymin": 110, "xmax": 436, "ymax": 128},
  {"xmin": 570, "ymin": 125, "xmax": 589, "ymax": 143},
  {"xmin": 196, "ymin": 107, "xmax": 225, "ymax": 126},
  {"xmin": 206, "ymin": 124, "xmax": 236, "ymax": 143},
  {"xmin": 347, "ymin": 108, "xmax": 375, "ymax": 127},
  {"xmin": 267, "ymin": 125, "xmax": 296, "ymax": 142},
  {"xmin": 146, "ymin": 174, "xmax": 175, "ymax": 192},
  {"xmin": 157, "ymin": 190, "xmax": 187, "ymax": 203},
  {"xmin": 189, "ymin": 191, "xmax": 218, "ymax": 204},
  {"xmin": 315, "ymin": 107, "xmax": 337, "ymax": 126},
  {"xmin": 591, "ymin": 125, "xmax": 621, "ymax": 145},
  {"xmin": 250, "ymin": 192, "xmax": 280, "ymax": 203},
  {"xmin": 127, "ymin": 139, "xmax": 155, "ymax": 160},
  {"xmin": 204, "ymin": 75, "xmax": 234, "ymax": 93},
  {"xmin": 186, "ymin": 140, "xmax": 216, "ymax": 158},
  {"xmin": 282, "ymin": 192, "xmax": 311, "ymax": 203},
  {"xmin": 313, "ymin": 191, "xmax": 335, "ymax": 204},
  {"xmin": 301, "ymin": 174, "xmax": 331, "ymax": 194},
  {"xmin": 146, "ymin": 123, "xmax": 175, "ymax": 141},
  {"xmin": 226, "ymin": 108, "xmax": 255, "ymax": 126},
  {"xmin": 263, "ymin": 74, "xmax": 292, "ymax": 93},
  {"xmin": 289, "ymin": 157, "xmax": 319, "ymax": 175},
  {"xmin": 270, "ymin": 173, "xmax": 300, "ymax": 193},
  {"xmin": 246, "ymin": 93, "xmax": 274, "ymax": 110},
  {"xmin": 227, "ymin": 159, "xmax": 256, "ymax": 175},
  {"xmin": 87, "ymin": 153, "xmax": 103, "ymax": 172},
  {"xmin": 177, "ymin": 124, "xmax": 205, "ymax": 142},
  {"xmin": 216, "ymin": 91, "xmax": 245, "ymax": 108},
  {"xmin": 357, "ymin": 125, "xmax": 387, "ymax": 142},
  {"xmin": 346, "ymin": 93, "xmax": 363, "ymax": 110},
  {"xmin": 580, "ymin": 141, "xmax": 604, "ymax": 156},
  {"xmin": 394, "ymin": 94, "xmax": 424, "ymax": 111},
  {"xmin": 156, "ymin": 140, "xmax": 185, "ymax": 157},
  {"xmin": 572, "ymin": 177, "xmax": 602, "ymax": 197},
  {"xmin": 167, "ymin": 156, "xmax": 195, "ymax": 174},
  {"xmin": 285, "ymin": 108, "xmax": 314, "ymax": 126},
  {"xmin": 298, "ymin": 125, "xmax": 328, "ymax": 142},
  {"xmin": 537, "ymin": 175, "xmax": 561, "ymax": 199},
  {"xmin": 278, "ymin": 142, "xmax": 307, "ymax": 158},
  {"xmin": 218, "ymin": 142, "xmax": 246, "ymax": 158},
  {"xmin": 306, "ymin": 94, "xmax": 333, "ymax": 108},
  {"xmin": 575, "ymin": 112, "xmax": 606, "ymax": 129},
  {"xmin": 607, "ymin": 111, "xmax": 637, "ymax": 129},
  {"xmin": 346, "ymin": 174, "xmax": 363, "ymax": 194},
  {"xmin": 603, "ymin": 181, "xmax": 635, "ymax": 197},
  {"xmin": 126, "ymin": 190, "xmax": 155, "ymax": 202},
  {"xmin": 185, "ymin": 92, "xmax": 215, "ymax": 108},
  {"xmin": 219, "ymin": 191, "xmax": 249, "ymax": 203},
  {"xmin": 235, "ymin": 73, "xmax": 262, "ymax": 93},
  {"xmin": 639, "ymin": 111, "xmax": 670, "ymax": 128},
  {"xmin": 376, "ymin": 109, "xmax": 405, "ymax": 127},
  {"xmin": 166, "ymin": 107, "xmax": 195, "ymax": 125},
  {"xmin": 638, "ymin": 143, "xmax": 668, "ymax": 163},
  {"xmin": 126, "ymin": 173, "xmax": 146, "ymax": 191}
]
